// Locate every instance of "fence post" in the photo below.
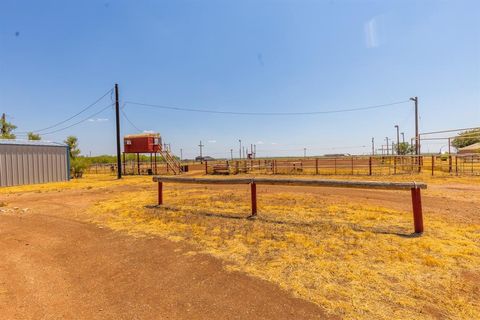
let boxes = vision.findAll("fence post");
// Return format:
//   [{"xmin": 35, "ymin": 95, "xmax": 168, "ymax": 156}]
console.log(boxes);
[
  {"xmin": 158, "ymin": 181, "xmax": 163, "ymax": 205},
  {"xmin": 334, "ymin": 158, "xmax": 337, "ymax": 175},
  {"xmin": 393, "ymin": 156, "xmax": 397, "ymax": 175},
  {"xmin": 411, "ymin": 187, "xmax": 424, "ymax": 233},
  {"xmin": 448, "ymin": 155, "xmax": 452, "ymax": 173},
  {"xmin": 351, "ymin": 156, "xmax": 354, "ymax": 175},
  {"xmin": 250, "ymin": 182, "xmax": 257, "ymax": 216},
  {"xmin": 315, "ymin": 158, "xmax": 319, "ymax": 175},
  {"xmin": 205, "ymin": 161, "xmax": 208, "ymax": 174},
  {"xmin": 431, "ymin": 155, "xmax": 435, "ymax": 176},
  {"xmin": 369, "ymin": 157, "xmax": 372, "ymax": 176},
  {"xmin": 455, "ymin": 156, "xmax": 458, "ymax": 175}
]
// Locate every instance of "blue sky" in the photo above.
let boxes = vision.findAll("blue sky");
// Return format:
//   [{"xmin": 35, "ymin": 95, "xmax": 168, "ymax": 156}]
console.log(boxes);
[{"xmin": 1, "ymin": 0, "xmax": 479, "ymax": 158}]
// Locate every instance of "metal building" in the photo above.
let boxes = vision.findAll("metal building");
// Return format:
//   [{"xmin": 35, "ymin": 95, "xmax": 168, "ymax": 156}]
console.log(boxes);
[{"xmin": 0, "ymin": 139, "xmax": 70, "ymax": 187}]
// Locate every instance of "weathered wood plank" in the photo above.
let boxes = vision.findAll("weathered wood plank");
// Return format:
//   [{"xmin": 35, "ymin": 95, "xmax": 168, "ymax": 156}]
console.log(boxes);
[{"xmin": 153, "ymin": 176, "xmax": 427, "ymax": 190}]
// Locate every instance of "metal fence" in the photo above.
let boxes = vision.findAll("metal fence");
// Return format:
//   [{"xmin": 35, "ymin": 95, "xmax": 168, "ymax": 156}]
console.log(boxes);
[
  {"xmin": 86, "ymin": 155, "xmax": 480, "ymax": 177},
  {"xmin": 205, "ymin": 155, "xmax": 480, "ymax": 176}
]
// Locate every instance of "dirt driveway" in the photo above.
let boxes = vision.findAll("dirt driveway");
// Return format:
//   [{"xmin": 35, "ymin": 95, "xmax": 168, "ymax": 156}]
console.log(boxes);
[{"xmin": 0, "ymin": 185, "xmax": 331, "ymax": 320}]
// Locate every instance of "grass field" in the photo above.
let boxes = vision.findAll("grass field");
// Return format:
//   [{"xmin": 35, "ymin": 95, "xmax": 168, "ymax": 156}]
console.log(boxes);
[{"xmin": 3, "ymin": 173, "xmax": 479, "ymax": 319}]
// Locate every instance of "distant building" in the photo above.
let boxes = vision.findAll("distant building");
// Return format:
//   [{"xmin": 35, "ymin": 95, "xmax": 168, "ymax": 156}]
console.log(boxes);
[
  {"xmin": 195, "ymin": 156, "xmax": 215, "ymax": 162},
  {"xmin": 458, "ymin": 142, "xmax": 480, "ymax": 154},
  {"xmin": 0, "ymin": 139, "xmax": 69, "ymax": 187}
]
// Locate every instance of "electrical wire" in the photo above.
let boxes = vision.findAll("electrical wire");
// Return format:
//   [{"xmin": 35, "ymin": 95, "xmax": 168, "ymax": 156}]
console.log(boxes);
[
  {"xmin": 40, "ymin": 103, "xmax": 114, "ymax": 135},
  {"xmin": 17, "ymin": 88, "xmax": 113, "ymax": 134},
  {"xmin": 121, "ymin": 108, "xmax": 143, "ymax": 133},
  {"xmin": 124, "ymin": 99, "xmax": 411, "ymax": 116}
]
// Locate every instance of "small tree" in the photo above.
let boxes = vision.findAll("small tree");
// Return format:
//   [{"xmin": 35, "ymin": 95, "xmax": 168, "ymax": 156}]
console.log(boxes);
[
  {"xmin": 1, "ymin": 113, "xmax": 17, "ymax": 139},
  {"xmin": 397, "ymin": 142, "xmax": 413, "ymax": 155},
  {"xmin": 27, "ymin": 132, "xmax": 41, "ymax": 140},
  {"xmin": 64, "ymin": 136, "xmax": 80, "ymax": 159},
  {"xmin": 451, "ymin": 129, "xmax": 480, "ymax": 149}
]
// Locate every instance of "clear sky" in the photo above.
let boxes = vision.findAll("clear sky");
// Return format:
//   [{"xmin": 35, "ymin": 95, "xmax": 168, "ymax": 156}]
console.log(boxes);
[{"xmin": 1, "ymin": 0, "xmax": 479, "ymax": 158}]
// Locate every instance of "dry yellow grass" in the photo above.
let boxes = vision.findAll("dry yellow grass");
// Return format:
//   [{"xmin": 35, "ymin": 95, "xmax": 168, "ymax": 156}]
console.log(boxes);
[
  {"xmin": 0, "ymin": 174, "xmax": 151, "ymax": 194},
  {"xmin": 87, "ymin": 179, "xmax": 480, "ymax": 319}
]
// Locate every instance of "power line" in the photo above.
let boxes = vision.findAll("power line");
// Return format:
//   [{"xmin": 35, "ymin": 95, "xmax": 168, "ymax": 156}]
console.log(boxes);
[
  {"xmin": 17, "ymin": 88, "xmax": 113, "ymax": 134},
  {"xmin": 40, "ymin": 103, "xmax": 114, "ymax": 135},
  {"xmin": 121, "ymin": 108, "xmax": 142, "ymax": 133},
  {"xmin": 124, "ymin": 99, "xmax": 411, "ymax": 116}
]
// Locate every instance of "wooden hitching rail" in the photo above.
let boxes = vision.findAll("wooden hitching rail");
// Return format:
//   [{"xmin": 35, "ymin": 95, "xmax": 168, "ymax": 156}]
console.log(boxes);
[{"xmin": 153, "ymin": 176, "xmax": 427, "ymax": 234}]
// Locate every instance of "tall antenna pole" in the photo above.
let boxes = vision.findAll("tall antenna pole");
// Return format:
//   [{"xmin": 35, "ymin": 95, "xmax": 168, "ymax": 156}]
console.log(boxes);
[
  {"xmin": 410, "ymin": 96, "xmax": 419, "ymax": 155},
  {"xmin": 115, "ymin": 84, "xmax": 122, "ymax": 179},
  {"xmin": 239, "ymin": 139, "xmax": 242, "ymax": 159},
  {"xmin": 395, "ymin": 125, "xmax": 400, "ymax": 155},
  {"xmin": 198, "ymin": 140, "xmax": 204, "ymax": 163}
]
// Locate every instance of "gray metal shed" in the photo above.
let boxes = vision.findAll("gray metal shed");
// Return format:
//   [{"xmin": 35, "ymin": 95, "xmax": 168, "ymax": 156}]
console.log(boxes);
[{"xmin": 0, "ymin": 139, "xmax": 70, "ymax": 187}]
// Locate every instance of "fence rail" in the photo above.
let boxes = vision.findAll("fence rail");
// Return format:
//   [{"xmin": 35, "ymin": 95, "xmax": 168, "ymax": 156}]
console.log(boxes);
[
  {"xmin": 153, "ymin": 176, "xmax": 427, "ymax": 234},
  {"xmin": 204, "ymin": 155, "xmax": 480, "ymax": 176},
  {"xmin": 85, "ymin": 155, "xmax": 480, "ymax": 177}
]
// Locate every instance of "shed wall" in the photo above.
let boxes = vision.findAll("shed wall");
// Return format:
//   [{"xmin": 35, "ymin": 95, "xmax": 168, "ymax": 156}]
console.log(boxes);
[{"xmin": 0, "ymin": 144, "xmax": 68, "ymax": 187}]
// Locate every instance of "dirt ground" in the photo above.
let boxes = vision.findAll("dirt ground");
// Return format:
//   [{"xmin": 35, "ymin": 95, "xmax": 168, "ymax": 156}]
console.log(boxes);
[
  {"xmin": 1, "ymin": 174, "xmax": 479, "ymax": 319},
  {"xmin": 0, "ymin": 184, "xmax": 333, "ymax": 320}
]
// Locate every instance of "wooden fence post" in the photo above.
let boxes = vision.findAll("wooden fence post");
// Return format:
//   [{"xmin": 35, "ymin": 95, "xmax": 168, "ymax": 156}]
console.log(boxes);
[
  {"xmin": 431, "ymin": 155, "xmax": 435, "ymax": 176},
  {"xmin": 448, "ymin": 155, "xmax": 452, "ymax": 173},
  {"xmin": 158, "ymin": 182, "xmax": 163, "ymax": 205},
  {"xmin": 205, "ymin": 161, "xmax": 208, "ymax": 174},
  {"xmin": 315, "ymin": 158, "xmax": 319, "ymax": 175},
  {"xmin": 411, "ymin": 187, "xmax": 424, "ymax": 233},
  {"xmin": 250, "ymin": 182, "xmax": 257, "ymax": 216},
  {"xmin": 369, "ymin": 157, "xmax": 372, "ymax": 176}
]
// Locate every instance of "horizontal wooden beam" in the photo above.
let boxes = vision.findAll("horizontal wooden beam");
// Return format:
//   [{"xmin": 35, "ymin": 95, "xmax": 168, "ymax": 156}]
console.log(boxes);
[{"xmin": 153, "ymin": 176, "xmax": 427, "ymax": 190}]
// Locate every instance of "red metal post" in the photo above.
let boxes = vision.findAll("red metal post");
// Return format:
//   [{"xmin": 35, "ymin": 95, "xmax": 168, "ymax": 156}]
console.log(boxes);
[
  {"xmin": 251, "ymin": 182, "xmax": 257, "ymax": 216},
  {"xmin": 411, "ymin": 188, "xmax": 424, "ymax": 233},
  {"xmin": 158, "ymin": 181, "xmax": 163, "ymax": 205}
]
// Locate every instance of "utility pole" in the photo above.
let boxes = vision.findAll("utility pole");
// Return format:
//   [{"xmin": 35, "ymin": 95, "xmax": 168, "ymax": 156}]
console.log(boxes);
[
  {"xmin": 180, "ymin": 148, "xmax": 183, "ymax": 161},
  {"xmin": 401, "ymin": 132, "xmax": 405, "ymax": 143},
  {"xmin": 242, "ymin": 146, "xmax": 245, "ymax": 159},
  {"xmin": 114, "ymin": 83, "xmax": 122, "ymax": 179},
  {"xmin": 303, "ymin": 147, "xmax": 306, "ymax": 158},
  {"xmin": 371, "ymin": 137, "xmax": 375, "ymax": 155},
  {"xmin": 198, "ymin": 140, "xmax": 204, "ymax": 163},
  {"xmin": 395, "ymin": 125, "xmax": 400, "ymax": 155},
  {"xmin": 253, "ymin": 144, "xmax": 256, "ymax": 159},
  {"xmin": 239, "ymin": 139, "xmax": 242, "ymax": 159},
  {"xmin": 410, "ymin": 96, "xmax": 419, "ymax": 155},
  {"xmin": 385, "ymin": 137, "xmax": 390, "ymax": 155},
  {"xmin": 230, "ymin": 149, "xmax": 233, "ymax": 160}
]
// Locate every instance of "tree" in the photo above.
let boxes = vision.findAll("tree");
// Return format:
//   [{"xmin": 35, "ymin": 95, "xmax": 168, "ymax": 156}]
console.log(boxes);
[
  {"xmin": 452, "ymin": 129, "xmax": 480, "ymax": 149},
  {"xmin": 27, "ymin": 132, "xmax": 41, "ymax": 140},
  {"xmin": 397, "ymin": 142, "xmax": 413, "ymax": 155},
  {"xmin": 1, "ymin": 113, "xmax": 17, "ymax": 139},
  {"xmin": 64, "ymin": 136, "xmax": 81, "ymax": 159},
  {"xmin": 451, "ymin": 129, "xmax": 480, "ymax": 149}
]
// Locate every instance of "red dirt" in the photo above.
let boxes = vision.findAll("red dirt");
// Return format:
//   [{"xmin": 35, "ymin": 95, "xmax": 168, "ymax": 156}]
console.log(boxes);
[{"xmin": 0, "ymin": 186, "xmax": 333, "ymax": 320}]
